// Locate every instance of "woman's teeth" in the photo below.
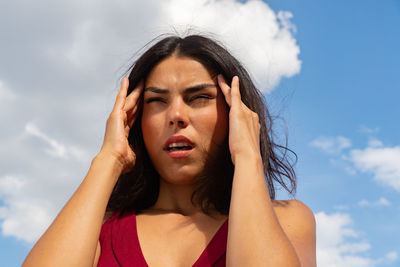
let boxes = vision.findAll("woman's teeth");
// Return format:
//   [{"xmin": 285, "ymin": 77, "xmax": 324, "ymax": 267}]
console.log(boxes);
[{"xmin": 167, "ymin": 143, "xmax": 192, "ymax": 151}]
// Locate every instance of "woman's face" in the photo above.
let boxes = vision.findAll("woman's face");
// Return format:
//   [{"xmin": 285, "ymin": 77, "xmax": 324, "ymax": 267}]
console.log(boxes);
[{"xmin": 142, "ymin": 55, "xmax": 228, "ymax": 184}]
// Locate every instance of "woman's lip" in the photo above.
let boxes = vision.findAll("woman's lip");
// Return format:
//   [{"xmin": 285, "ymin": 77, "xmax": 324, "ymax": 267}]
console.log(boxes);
[
  {"xmin": 165, "ymin": 148, "xmax": 194, "ymax": 158},
  {"xmin": 163, "ymin": 135, "xmax": 195, "ymax": 150}
]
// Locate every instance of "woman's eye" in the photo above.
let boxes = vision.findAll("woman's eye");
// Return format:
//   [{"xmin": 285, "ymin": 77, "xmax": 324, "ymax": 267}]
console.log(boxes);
[
  {"xmin": 145, "ymin": 97, "xmax": 166, "ymax": 104},
  {"xmin": 190, "ymin": 95, "xmax": 213, "ymax": 102}
]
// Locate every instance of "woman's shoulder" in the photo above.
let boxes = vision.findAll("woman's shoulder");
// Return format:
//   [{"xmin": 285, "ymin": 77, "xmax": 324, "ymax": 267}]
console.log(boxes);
[
  {"xmin": 272, "ymin": 199, "xmax": 315, "ymax": 225},
  {"xmin": 272, "ymin": 199, "xmax": 313, "ymax": 213},
  {"xmin": 271, "ymin": 199, "xmax": 316, "ymax": 245}
]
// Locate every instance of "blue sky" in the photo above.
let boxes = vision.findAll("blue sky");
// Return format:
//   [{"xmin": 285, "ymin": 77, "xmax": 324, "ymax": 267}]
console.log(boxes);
[
  {"xmin": 0, "ymin": 0, "xmax": 399, "ymax": 266},
  {"xmin": 268, "ymin": 0, "xmax": 400, "ymax": 264}
]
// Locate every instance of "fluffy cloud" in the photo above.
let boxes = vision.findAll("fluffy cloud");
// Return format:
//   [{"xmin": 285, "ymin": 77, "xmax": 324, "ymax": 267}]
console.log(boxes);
[
  {"xmin": 0, "ymin": 119, "xmax": 93, "ymax": 243},
  {"xmin": 0, "ymin": 0, "xmax": 301, "ymax": 243},
  {"xmin": 349, "ymin": 143, "xmax": 400, "ymax": 192},
  {"xmin": 159, "ymin": 0, "xmax": 301, "ymax": 91},
  {"xmin": 25, "ymin": 122, "xmax": 90, "ymax": 161},
  {"xmin": 316, "ymin": 212, "xmax": 397, "ymax": 267},
  {"xmin": 310, "ymin": 136, "xmax": 352, "ymax": 154},
  {"xmin": 0, "ymin": 175, "xmax": 52, "ymax": 243},
  {"xmin": 0, "ymin": 123, "xmax": 92, "ymax": 242},
  {"xmin": 357, "ymin": 197, "xmax": 391, "ymax": 207},
  {"xmin": 311, "ymin": 135, "xmax": 400, "ymax": 192}
]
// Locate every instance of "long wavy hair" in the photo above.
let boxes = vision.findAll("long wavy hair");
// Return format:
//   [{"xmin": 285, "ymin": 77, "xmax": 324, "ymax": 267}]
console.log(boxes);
[{"xmin": 106, "ymin": 34, "xmax": 297, "ymax": 216}]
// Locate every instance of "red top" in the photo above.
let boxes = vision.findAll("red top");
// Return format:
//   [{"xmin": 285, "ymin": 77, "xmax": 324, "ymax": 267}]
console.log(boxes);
[{"xmin": 98, "ymin": 211, "xmax": 229, "ymax": 267}]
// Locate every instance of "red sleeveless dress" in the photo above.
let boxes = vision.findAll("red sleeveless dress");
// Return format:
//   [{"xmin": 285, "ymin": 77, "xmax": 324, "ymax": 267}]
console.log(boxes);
[{"xmin": 98, "ymin": 211, "xmax": 228, "ymax": 267}]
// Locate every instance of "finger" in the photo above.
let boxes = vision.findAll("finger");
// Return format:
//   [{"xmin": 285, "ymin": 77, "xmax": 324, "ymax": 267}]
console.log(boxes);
[
  {"xmin": 217, "ymin": 74, "xmax": 232, "ymax": 107},
  {"xmin": 230, "ymin": 76, "xmax": 241, "ymax": 107},
  {"xmin": 113, "ymin": 78, "xmax": 129, "ymax": 111},
  {"xmin": 123, "ymin": 80, "xmax": 144, "ymax": 112}
]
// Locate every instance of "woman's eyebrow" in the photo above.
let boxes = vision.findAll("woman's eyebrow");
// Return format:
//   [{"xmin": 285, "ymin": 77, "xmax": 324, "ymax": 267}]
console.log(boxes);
[
  {"xmin": 144, "ymin": 83, "xmax": 216, "ymax": 94},
  {"xmin": 184, "ymin": 83, "xmax": 216, "ymax": 94}
]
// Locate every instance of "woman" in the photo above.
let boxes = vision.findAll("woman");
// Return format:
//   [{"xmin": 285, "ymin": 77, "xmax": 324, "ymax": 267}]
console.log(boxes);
[{"xmin": 23, "ymin": 34, "xmax": 316, "ymax": 266}]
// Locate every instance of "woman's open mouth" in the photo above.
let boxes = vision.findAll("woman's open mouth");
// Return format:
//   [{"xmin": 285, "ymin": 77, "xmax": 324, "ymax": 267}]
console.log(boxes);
[
  {"xmin": 166, "ymin": 143, "xmax": 193, "ymax": 151},
  {"xmin": 163, "ymin": 136, "xmax": 195, "ymax": 158},
  {"xmin": 165, "ymin": 147, "xmax": 193, "ymax": 158}
]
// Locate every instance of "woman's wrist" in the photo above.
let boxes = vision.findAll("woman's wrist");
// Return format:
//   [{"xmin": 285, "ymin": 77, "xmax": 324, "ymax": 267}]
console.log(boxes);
[
  {"xmin": 233, "ymin": 152, "xmax": 263, "ymax": 167},
  {"xmin": 93, "ymin": 151, "xmax": 125, "ymax": 178}
]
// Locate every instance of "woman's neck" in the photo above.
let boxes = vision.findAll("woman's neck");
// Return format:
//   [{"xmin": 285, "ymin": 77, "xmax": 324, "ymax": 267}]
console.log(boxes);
[{"xmin": 150, "ymin": 178, "xmax": 202, "ymax": 216}]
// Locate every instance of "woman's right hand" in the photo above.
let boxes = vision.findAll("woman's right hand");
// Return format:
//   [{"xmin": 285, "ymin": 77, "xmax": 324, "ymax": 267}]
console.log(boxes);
[{"xmin": 99, "ymin": 78, "xmax": 143, "ymax": 174}]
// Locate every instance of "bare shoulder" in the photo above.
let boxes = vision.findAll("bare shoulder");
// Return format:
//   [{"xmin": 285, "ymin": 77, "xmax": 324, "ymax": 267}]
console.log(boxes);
[
  {"xmin": 272, "ymin": 199, "xmax": 315, "ymax": 226},
  {"xmin": 272, "ymin": 199, "xmax": 315, "ymax": 238},
  {"xmin": 272, "ymin": 199, "xmax": 316, "ymax": 266}
]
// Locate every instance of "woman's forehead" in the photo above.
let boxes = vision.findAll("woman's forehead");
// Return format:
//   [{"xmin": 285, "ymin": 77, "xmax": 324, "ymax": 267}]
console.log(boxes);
[{"xmin": 145, "ymin": 56, "xmax": 215, "ymax": 86}]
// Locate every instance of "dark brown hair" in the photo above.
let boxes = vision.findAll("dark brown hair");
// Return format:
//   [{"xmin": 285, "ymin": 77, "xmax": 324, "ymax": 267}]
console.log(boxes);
[{"xmin": 106, "ymin": 34, "xmax": 297, "ymax": 216}]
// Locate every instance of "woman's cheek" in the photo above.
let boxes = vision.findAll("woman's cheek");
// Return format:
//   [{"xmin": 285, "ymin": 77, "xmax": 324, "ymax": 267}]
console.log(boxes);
[
  {"xmin": 193, "ymin": 109, "xmax": 227, "ymax": 148},
  {"xmin": 141, "ymin": 113, "xmax": 161, "ymax": 154}
]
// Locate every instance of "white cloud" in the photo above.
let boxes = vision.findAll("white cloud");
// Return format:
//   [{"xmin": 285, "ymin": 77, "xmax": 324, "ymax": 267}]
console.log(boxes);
[
  {"xmin": 0, "ymin": 80, "xmax": 16, "ymax": 102},
  {"xmin": 24, "ymin": 122, "xmax": 90, "ymax": 161},
  {"xmin": 373, "ymin": 251, "xmax": 398, "ymax": 266},
  {"xmin": 158, "ymin": 0, "xmax": 301, "ymax": 91},
  {"xmin": 349, "ymin": 142, "xmax": 400, "ymax": 192},
  {"xmin": 383, "ymin": 251, "xmax": 398, "ymax": 263},
  {"xmin": 357, "ymin": 197, "xmax": 391, "ymax": 207},
  {"xmin": 311, "ymin": 134, "xmax": 400, "ymax": 192},
  {"xmin": 359, "ymin": 125, "xmax": 380, "ymax": 135},
  {"xmin": 310, "ymin": 136, "xmax": 352, "ymax": 154},
  {"xmin": 25, "ymin": 122, "xmax": 68, "ymax": 159},
  {"xmin": 0, "ymin": 122, "xmax": 92, "ymax": 243},
  {"xmin": 316, "ymin": 212, "xmax": 397, "ymax": 267},
  {"xmin": 344, "ymin": 165, "xmax": 357, "ymax": 176},
  {"xmin": 0, "ymin": 175, "xmax": 53, "ymax": 243},
  {"xmin": 367, "ymin": 138, "xmax": 383, "ymax": 148}
]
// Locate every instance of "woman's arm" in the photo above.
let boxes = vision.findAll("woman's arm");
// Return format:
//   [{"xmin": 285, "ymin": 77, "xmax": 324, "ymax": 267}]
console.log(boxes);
[
  {"xmin": 22, "ymin": 78, "xmax": 143, "ymax": 267},
  {"xmin": 227, "ymin": 156, "xmax": 316, "ymax": 266},
  {"xmin": 218, "ymin": 75, "xmax": 316, "ymax": 267},
  {"xmin": 22, "ymin": 153, "xmax": 123, "ymax": 267}
]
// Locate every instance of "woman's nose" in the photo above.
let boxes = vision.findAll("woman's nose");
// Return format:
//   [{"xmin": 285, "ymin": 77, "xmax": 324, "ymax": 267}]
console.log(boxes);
[{"xmin": 167, "ymin": 98, "xmax": 188, "ymax": 128}]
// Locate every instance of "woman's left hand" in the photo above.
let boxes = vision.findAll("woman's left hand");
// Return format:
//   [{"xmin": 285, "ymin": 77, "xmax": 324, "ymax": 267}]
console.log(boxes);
[{"xmin": 217, "ymin": 74, "xmax": 261, "ymax": 165}]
